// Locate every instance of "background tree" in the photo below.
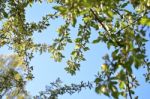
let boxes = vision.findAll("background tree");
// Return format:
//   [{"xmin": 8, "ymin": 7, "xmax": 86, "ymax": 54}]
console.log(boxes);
[
  {"xmin": 0, "ymin": 0, "xmax": 150, "ymax": 99},
  {"xmin": 0, "ymin": 54, "xmax": 30, "ymax": 98}
]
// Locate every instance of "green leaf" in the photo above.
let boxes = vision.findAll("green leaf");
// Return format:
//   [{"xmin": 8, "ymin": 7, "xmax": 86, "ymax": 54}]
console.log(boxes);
[
  {"xmin": 67, "ymin": 39, "xmax": 72, "ymax": 43},
  {"xmin": 48, "ymin": 0, "xmax": 53, "ymax": 2},
  {"xmin": 94, "ymin": 78, "xmax": 101, "ymax": 84},
  {"xmin": 112, "ymin": 49, "xmax": 119, "ymax": 60},
  {"xmin": 83, "ymin": 17, "xmax": 92, "ymax": 22},
  {"xmin": 83, "ymin": 47, "xmax": 89, "ymax": 51},
  {"xmin": 95, "ymin": 86, "xmax": 101, "ymax": 94},
  {"xmin": 75, "ymin": 38, "xmax": 82, "ymax": 43},
  {"xmin": 72, "ymin": 17, "xmax": 77, "ymax": 27},
  {"xmin": 139, "ymin": 17, "xmax": 150, "ymax": 26},
  {"xmin": 130, "ymin": 90, "xmax": 135, "ymax": 94},
  {"xmin": 92, "ymin": 37, "xmax": 101, "ymax": 44},
  {"xmin": 112, "ymin": 92, "xmax": 119, "ymax": 99},
  {"xmin": 53, "ymin": 6, "xmax": 67, "ymax": 15},
  {"xmin": 121, "ymin": 1, "xmax": 129, "ymax": 8},
  {"xmin": 101, "ymin": 64, "xmax": 108, "ymax": 71},
  {"xmin": 121, "ymin": 91, "xmax": 126, "ymax": 97},
  {"xmin": 107, "ymin": 11, "xmax": 114, "ymax": 18},
  {"xmin": 3, "ymin": 11, "xmax": 8, "ymax": 18},
  {"xmin": 119, "ymin": 81, "xmax": 125, "ymax": 89}
]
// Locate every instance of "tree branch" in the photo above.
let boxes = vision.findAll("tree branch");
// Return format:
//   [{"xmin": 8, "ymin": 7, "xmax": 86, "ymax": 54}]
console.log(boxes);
[
  {"xmin": 126, "ymin": 71, "xmax": 132, "ymax": 99},
  {"xmin": 90, "ymin": 9, "xmax": 109, "ymax": 32}
]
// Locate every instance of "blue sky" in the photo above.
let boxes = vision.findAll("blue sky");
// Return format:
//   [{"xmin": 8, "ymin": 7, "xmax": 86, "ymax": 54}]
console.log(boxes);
[
  {"xmin": 24, "ymin": 2, "xmax": 109, "ymax": 99},
  {"xmin": 0, "ymin": 1, "xmax": 150, "ymax": 99}
]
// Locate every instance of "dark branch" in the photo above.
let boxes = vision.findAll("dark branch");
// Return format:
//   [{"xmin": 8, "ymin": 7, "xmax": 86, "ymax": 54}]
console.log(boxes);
[
  {"xmin": 90, "ymin": 9, "xmax": 109, "ymax": 32},
  {"xmin": 126, "ymin": 71, "xmax": 132, "ymax": 99}
]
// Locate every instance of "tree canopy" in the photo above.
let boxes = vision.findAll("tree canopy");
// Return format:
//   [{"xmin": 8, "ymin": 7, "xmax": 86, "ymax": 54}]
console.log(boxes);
[{"xmin": 0, "ymin": 0, "xmax": 150, "ymax": 99}]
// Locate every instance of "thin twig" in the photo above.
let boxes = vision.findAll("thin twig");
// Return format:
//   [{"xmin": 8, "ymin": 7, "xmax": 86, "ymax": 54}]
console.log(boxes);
[
  {"xmin": 90, "ymin": 8, "xmax": 109, "ymax": 32},
  {"xmin": 126, "ymin": 71, "xmax": 132, "ymax": 99}
]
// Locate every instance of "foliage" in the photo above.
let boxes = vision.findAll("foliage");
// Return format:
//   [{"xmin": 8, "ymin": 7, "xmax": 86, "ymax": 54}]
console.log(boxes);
[
  {"xmin": 34, "ymin": 78, "xmax": 92, "ymax": 99},
  {"xmin": 0, "ymin": 54, "xmax": 29, "ymax": 98},
  {"xmin": 0, "ymin": 0, "xmax": 150, "ymax": 99}
]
